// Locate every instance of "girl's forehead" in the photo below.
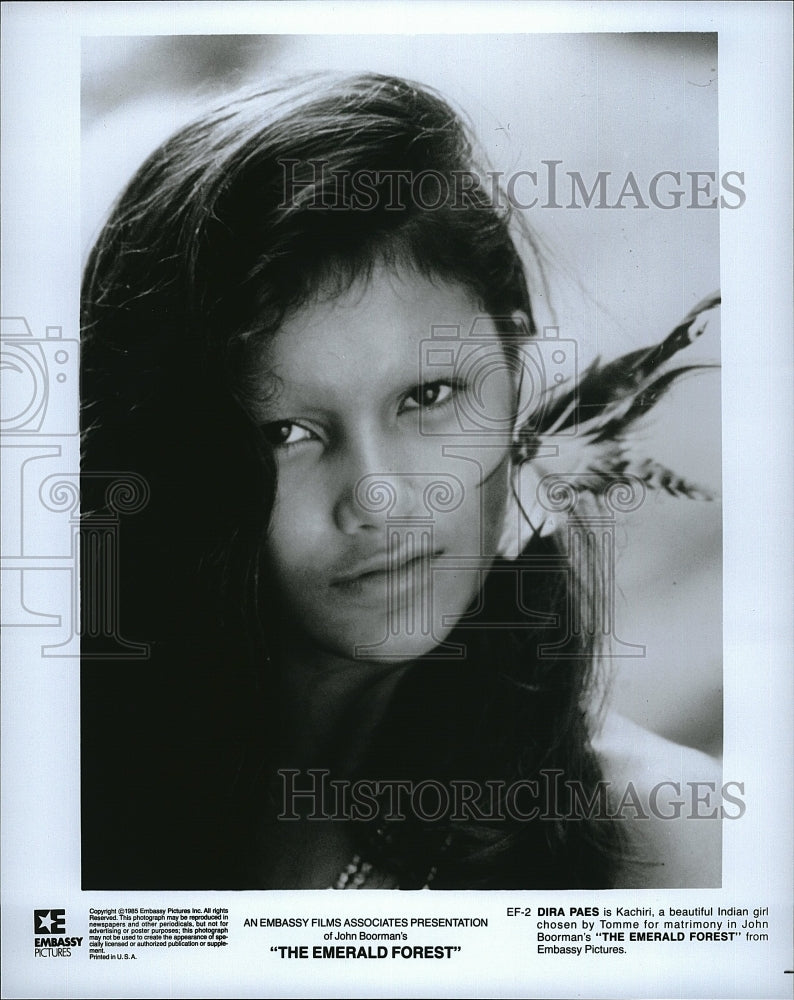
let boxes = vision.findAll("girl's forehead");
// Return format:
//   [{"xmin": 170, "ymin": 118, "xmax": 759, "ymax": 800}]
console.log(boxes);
[{"xmin": 262, "ymin": 265, "xmax": 491, "ymax": 380}]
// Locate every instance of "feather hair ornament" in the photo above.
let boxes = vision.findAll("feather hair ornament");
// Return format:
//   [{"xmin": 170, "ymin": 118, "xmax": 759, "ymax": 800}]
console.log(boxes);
[{"xmin": 505, "ymin": 291, "xmax": 720, "ymax": 547}]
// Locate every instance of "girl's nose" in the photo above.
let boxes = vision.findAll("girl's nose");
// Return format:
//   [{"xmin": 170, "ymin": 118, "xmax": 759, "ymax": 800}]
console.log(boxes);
[
  {"xmin": 334, "ymin": 469, "xmax": 422, "ymax": 535},
  {"xmin": 332, "ymin": 433, "xmax": 421, "ymax": 535}
]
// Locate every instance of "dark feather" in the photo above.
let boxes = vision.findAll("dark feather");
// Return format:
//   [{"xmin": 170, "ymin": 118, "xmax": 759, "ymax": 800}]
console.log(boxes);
[
  {"xmin": 535, "ymin": 292, "xmax": 720, "ymax": 439},
  {"xmin": 570, "ymin": 457, "xmax": 715, "ymax": 502},
  {"xmin": 516, "ymin": 293, "xmax": 720, "ymax": 505},
  {"xmin": 588, "ymin": 363, "xmax": 718, "ymax": 444}
]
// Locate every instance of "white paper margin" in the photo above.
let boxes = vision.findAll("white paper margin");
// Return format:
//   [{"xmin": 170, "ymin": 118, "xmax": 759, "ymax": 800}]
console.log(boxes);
[{"xmin": 2, "ymin": 3, "xmax": 792, "ymax": 998}]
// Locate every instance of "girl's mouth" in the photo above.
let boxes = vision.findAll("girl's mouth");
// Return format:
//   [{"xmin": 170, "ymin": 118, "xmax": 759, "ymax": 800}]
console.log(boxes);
[{"xmin": 331, "ymin": 548, "xmax": 443, "ymax": 602}]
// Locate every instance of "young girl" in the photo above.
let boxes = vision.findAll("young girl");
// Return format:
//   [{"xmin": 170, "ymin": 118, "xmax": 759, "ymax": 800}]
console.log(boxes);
[{"xmin": 80, "ymin": 72, "xmax": 720, "ymax": 890}]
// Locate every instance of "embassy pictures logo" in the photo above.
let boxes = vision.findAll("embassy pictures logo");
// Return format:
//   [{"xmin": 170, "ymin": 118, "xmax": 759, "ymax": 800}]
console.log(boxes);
[{"xmin": 33, "ymin": 909, "xmax": 84, "ymax": 957}]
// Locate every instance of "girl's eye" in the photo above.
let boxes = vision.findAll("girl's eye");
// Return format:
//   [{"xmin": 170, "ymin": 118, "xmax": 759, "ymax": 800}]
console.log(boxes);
[
  {"xmin": 401, "ymin": 381, "xmax": 456, "ymax": 412},
  {"xmin": 262, "ymin": 421, "xmax": 317, "ymax": 449}
]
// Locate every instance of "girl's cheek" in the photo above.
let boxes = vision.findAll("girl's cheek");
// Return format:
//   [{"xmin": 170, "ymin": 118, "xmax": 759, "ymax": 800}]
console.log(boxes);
[{"xmin": 274, "ymin": 467, "xmax": 342, "ymax": 558}]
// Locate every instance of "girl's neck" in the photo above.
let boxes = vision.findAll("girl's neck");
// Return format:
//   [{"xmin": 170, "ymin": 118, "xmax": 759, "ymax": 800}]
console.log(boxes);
[{"xmin": 273, "ymin": 630, "xmax": 410, "ymax": 775}]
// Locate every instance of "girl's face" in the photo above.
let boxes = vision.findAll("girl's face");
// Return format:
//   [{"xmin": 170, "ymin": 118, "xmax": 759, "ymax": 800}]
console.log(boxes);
[{"xmin": 256, "ymin": 264, "xmax": 517, "ymax": 664}]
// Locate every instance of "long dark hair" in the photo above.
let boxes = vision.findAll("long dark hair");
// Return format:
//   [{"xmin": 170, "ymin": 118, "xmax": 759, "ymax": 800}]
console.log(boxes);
[{"xmin": 80, "ymin": 72, "xmax": 621, "ymax": 888}]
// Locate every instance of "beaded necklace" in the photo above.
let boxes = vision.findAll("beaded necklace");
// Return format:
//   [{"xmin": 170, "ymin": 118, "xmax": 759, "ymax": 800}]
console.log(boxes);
[
  {"xmin": 332, "ymin": 854, "xmax": 439, "ymax": 890},
  {"xmin": 332, "ymin": 832, "xmax": 452, "ymax": 889}
]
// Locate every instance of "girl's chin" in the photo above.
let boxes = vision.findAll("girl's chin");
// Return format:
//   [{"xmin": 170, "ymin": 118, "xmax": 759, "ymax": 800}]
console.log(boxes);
[
  {"xmin": 279, "ymin": 568, "xmax": 487, "ymax": 665},
  {"xmin": 305, "ymin": 613, "xmax": 462, "ymax": 666}
]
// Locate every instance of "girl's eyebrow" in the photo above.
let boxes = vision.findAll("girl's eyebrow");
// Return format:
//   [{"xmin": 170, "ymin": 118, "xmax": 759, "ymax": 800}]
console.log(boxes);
[
  {"xmin": 254, "ymin": 369, "xmax": 429, "ymax": 420},
  {"xmin": 241, "ymin": 369, "xmax": 285, "ymax": 419},
  {"xmin": 252, "ymin": 343, "xmax": 422, "ymax": 409},
  {"xmin": 253, "ymin": 325, "xmax": 508, "ymax": 422}
]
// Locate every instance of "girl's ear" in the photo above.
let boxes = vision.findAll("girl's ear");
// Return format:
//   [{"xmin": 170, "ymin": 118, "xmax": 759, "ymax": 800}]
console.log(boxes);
[
  {"xmin": 508, "ymin": 309, "xmax": 533, "ymax": 432},
  {"xmin": 510, "ymin": 309, "xmax": 531, "ymax": 335}
]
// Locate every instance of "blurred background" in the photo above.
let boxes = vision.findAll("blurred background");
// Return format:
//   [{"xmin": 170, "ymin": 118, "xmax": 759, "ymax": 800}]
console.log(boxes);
[{"xmin": 82, "ymin": 33, "xmax": 722, "ymax": 755}]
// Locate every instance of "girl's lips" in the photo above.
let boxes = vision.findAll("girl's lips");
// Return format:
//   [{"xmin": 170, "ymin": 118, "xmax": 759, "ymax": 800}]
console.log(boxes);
[
  {"xmin": 331, "ymin": 547, "xmax": 443, "ymax": 586},
  {"xmin": 331, "ymin": 549, "xmax": 443, "ymax": 598}
]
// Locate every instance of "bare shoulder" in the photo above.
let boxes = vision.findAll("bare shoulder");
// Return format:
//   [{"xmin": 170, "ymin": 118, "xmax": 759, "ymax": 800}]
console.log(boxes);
[{"xmin": 593, "ymin": 713, "xmax": 722, "ymax": 888}]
